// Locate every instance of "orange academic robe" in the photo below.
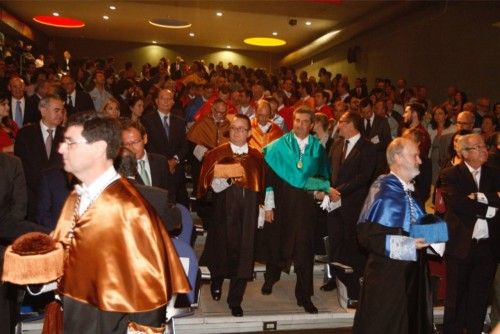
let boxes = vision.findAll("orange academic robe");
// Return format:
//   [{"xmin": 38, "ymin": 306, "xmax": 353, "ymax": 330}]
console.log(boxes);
[
  {"xmin": 53, "ymin": 178, "xmax": 190, "ymax": 313},
  {"xmin": 248, "ymin": 119, "xmax": 283, "ymax": 152}
]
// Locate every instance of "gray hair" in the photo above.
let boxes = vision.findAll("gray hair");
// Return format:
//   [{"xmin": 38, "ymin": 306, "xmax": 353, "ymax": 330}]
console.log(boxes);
[
  {"xmin": 457, "ymin": 133, "xmax": 482, "ymax": 155},
  {"xmin": 386, "ymin": 137, "xmax": 413, "ymax": 166},
  {"xmin": 38, "ymin": 94, "xmax": 62, "ymax": 110}
]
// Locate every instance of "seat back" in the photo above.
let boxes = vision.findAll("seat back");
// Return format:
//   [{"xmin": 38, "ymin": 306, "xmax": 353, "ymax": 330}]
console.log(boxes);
[
  {"xmin": 175, "ymin": 204, "xmax": 193, "ymax": 245},
  {"xmin": 172, "ymin": 238, "xmax": 199, "ymax": 306}
]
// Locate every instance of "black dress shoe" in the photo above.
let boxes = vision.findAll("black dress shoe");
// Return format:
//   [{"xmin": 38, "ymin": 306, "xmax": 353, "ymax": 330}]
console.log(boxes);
[
  {"xmin": 320, "ymin": 279, "xmax": 337, "ymax": 291},
  {"xmin": 261, "ymin": 281, "xmax": 274, "ymax": 295},
  {"xmin": 210, "ymin": 284, "xmax": 222, "ymax": 301},
  {"xmin": 230, "ymin": 306, "xmax": 243, "ymax": 317},
  {"xmin": 297, "ymin": 300, "xmax": 318, "ymax": 314}
]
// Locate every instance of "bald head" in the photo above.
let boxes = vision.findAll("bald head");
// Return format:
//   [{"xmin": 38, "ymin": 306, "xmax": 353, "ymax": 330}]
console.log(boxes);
[{"xmin": 456, "ymin": 111, "xmax": 475, "ymax": 131}]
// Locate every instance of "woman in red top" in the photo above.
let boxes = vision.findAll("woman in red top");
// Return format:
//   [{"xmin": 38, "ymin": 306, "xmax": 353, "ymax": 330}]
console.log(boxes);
[{"xmin": 0, "ymin": 93, "xmax": 18, "ymax": 153}]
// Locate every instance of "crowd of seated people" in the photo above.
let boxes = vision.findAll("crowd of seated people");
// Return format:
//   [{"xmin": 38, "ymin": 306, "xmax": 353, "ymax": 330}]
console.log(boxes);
[{"xmin": 0, "ymin": 47, "xmax": 499, "ymax": 331}]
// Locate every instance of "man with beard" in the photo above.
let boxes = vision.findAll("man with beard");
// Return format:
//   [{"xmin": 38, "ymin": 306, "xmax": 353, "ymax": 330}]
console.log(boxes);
[{"xmin": 354, "ymin": 137, "xmax": 433, "ymax": 334}]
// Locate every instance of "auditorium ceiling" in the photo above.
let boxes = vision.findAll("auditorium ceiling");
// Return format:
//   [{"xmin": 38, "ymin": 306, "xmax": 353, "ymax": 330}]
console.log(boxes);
[{"xmin": 1, "ymin": 0, "xmax": 422, "ymax": 54}]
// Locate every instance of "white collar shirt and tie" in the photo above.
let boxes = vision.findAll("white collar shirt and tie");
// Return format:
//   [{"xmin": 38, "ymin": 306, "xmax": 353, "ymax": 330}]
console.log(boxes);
[
  {"xmin": 343, "ymin": 133, "xmax": 361, "ymax": 160},
  {"xmin": 12, "ymin": 97, "xmax": 25, "ymax": 128},
  {"xmin": 158, "ymin": 112, "xmax": 170, "ymax": 140},
  {"xmin": 67, "ymin": 91, "xmax": 76, "ymax": 108},
  {"xmin": 137, "ymin": 152, "xmax": 152, "ymax": 186},
  {"xmin": 40, "ymin": 121, "xmax": 55, "ymax": 158}
]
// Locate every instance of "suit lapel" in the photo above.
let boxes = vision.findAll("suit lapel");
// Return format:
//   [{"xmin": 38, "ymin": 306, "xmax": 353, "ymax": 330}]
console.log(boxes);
[
  {"xmin": 330, "ymin": 139, "xmax": 343, "ymax": 184},
  {"xmin": 342, "ymin": 139, "xmax": 362, "ymax": 167},
  {"xmin": 458, "ymin": 162, "xmax": 478, "ymax": 192}
]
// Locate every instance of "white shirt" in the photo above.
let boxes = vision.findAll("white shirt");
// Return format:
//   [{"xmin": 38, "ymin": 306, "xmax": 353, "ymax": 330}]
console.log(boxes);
[
  {"xmin": 364, "ymin": 113, "xmax": 375, "ymax": 129},
  {"xmin": 344, "ymin": 133, "xmax": 361, "ymax": 158},
  {"xmin": 11, "ymin": 97, "xmax": 25, "ymax": 119},
  {"xmin": 40, "ymin": 120, "xmax": 56, "ymax": 142},
  {"xmin": 68, "ymin": 90, "xmax": 76, "ymax": 105},
  {"xmin": 294, "ymin": 134, "xmax": 309, "ymax": 154},
  {"xmin": 464, "ymin": 162, "xmax": 496, "ymax": 239},
  {"xmin": 76, "ymin": 166, "xmax": 120, "ymax": 216},
  {"xmin": 230, "ymin": 142, "xmax": 248, "ymax": 155},
  {"xmin": 257, "ymin": 122, "xmax": 272, "ymax": 134},
  {"xmin": 157, "ymin": 111, "xmax": 170, "ymax": 125}
]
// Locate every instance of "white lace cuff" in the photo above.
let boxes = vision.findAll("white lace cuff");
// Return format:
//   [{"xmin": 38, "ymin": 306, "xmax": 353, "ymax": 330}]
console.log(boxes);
[
  {"xmin": 385, "ymin": 235, "xmax": 417, "ymax": 261},
  {"xmin": 211, "ymin": 177, "xmax": 231, "ymax": 193}
]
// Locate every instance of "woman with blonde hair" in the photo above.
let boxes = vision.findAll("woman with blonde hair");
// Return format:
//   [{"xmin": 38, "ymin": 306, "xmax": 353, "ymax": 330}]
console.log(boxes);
[{"xmin": 100, "ymin": 97, "xmax": 121, "ymax": 119}]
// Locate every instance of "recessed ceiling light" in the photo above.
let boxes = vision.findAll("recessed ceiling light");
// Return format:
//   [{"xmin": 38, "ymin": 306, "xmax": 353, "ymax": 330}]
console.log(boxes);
[
  {"xmin": 244, "ymin": 37, "xmax": 286, "ymax": 47},
  {"xmin": 33, "ymin": 15, "xmax": 85, "ymax": 28},
  {"xmin": 189, "ymin": 32, "xmax": 195, "ymax": 37},
  {"xmin": 149, "ymin": 18, "xmax": 192, "ymax": 29},
  {"xmin": 216, "ymin": 12, "xmax": 223, "ymax": 17},
  {"xmin": 226, "ymin": 45, "xmax": 231, "ymax": 49},
  {"xmin": 272, "ymin": 32, "xmax": 278, "ymax": 36},
  {"xmin": 52, "ymin": 12, "xmax": 59, "ymax": 16},
  {"xmin": 152, "ymin": 40, "xmax": 157, "ymax": 44},
  {"xmin": 109, "ymin": 5, "xmax": 116, "ymax": 10},
  {"xmin": 103, "ymin": 15, "xmax": 109, "ymax": 20},
  {"xmin": 305, "ymin": 21, "xmax": 312, "ymax": 26}
]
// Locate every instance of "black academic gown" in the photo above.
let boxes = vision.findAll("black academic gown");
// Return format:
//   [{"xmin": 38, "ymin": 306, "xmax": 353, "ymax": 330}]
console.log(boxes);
[
  {"xmin": 354, "ymin": 223, "xmax": 433, "ymax": 334},
  {"xmin": 203, "ymin": 185, "xmax": 259, "ymax": 280}
]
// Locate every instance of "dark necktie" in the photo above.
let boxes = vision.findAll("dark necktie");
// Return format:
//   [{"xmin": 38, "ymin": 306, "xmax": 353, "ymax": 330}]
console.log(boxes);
[
  {"xmin": 163, "ymin": 115, "xmax": 170, "ymax": 140},
  {"xmin": 365, "ymin": 119, "xmax": 372, "ymax": 136},
  {"xmin": 45, "ymin": 129, "xmax": 54, "ymax": 158},
  {"xmin": 67, "ymin": 95, "xmax": 73, "ymax": 108},
  {"xmin": 341, "ymin": 139, "xmax": 349, "ymax": 164},
  {"xmin": 14, "ymin": 100, "xmax": 23, "ymax": 127}
]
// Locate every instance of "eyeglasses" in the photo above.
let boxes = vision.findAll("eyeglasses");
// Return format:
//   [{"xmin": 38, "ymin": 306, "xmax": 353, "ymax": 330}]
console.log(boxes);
[
  {"xmin": 456, "ymin": 121, "xmax": 472, "ymax": 126},
  {"xmin": 60, "ymin": 139, "xmax": 89, "ymax": 148},
  {"xmin": 464, "ymin": 145, "xmax": 487, "ymax": 151},
  {"xmin": 123, "ymin": 139, "xmax": 142, "ymax": 147},
  {"xmin": 230, "ymin": 127, "xmax": 249, "ymax": 133}
]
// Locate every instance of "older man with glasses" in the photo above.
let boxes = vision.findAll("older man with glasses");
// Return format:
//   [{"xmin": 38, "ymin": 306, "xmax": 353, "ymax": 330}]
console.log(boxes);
[{"xmin": 440, "ymin": 133, "xmax": 500, "ymax": 334}]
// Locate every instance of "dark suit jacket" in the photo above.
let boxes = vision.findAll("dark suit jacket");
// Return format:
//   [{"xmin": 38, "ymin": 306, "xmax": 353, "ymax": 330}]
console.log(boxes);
[
  {"xmin": 8, "ymin": 96, "xmax": 39, "ymax": 126},
  {"xmin": 330, "ymin": 136, "xmax": 377, "ymax": 222},
  {"xmin": 361, "ymin": 115, "xmax": 391, "ymax": 175},
  {"xmin": 36, "ymin": 167, "xmax": 74, "ymax": 230},
  {"xmin": 64, "ymin": 90, "xmax": 95, "ymax": 114},
  {"xmin": 25, "ymin": 94, "xmax": 42, "ymax": 124},
  {"xmin": 0, "ymin": 153, "xmax": 50, "ymax": 334},
  {"xmin": 141, "ymin": 111, "xmax": 188, "ymax": 161},
  {"xmin": 129, "ymin": 179, "xmax": 181, "ymax": 233},
  {"xmin": 14, "ymin": 123, "xmax": 64, "ymax": 219},
  {"xmin": 136, "ymin": 152, "xmax": 169, "ymax": 191},
  {"xmin": 441, "ymin": 162, "xmax": 500, "ymax": 259}
]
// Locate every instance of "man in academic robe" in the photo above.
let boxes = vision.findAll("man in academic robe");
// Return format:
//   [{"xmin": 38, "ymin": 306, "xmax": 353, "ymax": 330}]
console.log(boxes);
[
  {"xmin": 187, "ymin": 98, "xmax": 233, "ymax": 199},
  {"xmin": 321, "ymin": 112, "xmax": 376, "ymax": 298},
  {"xmin": 198, "ymin": 114, "xmax": 264, "ymax": 317},
  {"xmin": 248, "ymin": 100, "xmax": 283, "ymax": 151},
  {"xmin": 261, "ymin": 106, "xmax": 330, "ymax": 314},
  {"xmin": 52, "ymin": 112, "xmax": 190, "ymax": 333},
  {"xmin": 441, "ymin": 133, "xmax": 499, "ymax": 334},
  {"xmin": 353, "ymin": 138, "xmax": 433, "ymax": 334}
]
